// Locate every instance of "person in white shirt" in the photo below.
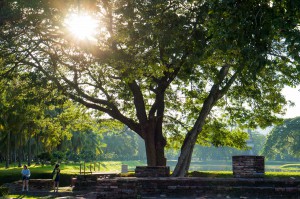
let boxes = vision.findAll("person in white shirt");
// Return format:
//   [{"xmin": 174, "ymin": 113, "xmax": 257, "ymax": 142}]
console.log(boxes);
[{"xmin": 21, "ymin": 165, "xmax": 30, "ymax": 191}]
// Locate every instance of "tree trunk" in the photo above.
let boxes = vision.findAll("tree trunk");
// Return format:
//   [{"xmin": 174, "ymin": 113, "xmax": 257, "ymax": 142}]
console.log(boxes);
[
  {"xmin": 172, "ymin": 83, "xmax": 222, "ymax": 176},
  {"xmin": 18, "ymin": 134, "xmax": 23, "ymax": 167},
  {"xmin": 144, "ymin": 119, "xmax": 166, "ymax": 166},
  {"xmin": 14, "ymin": 134, "xmax": 17, "ymax": 164},
  {"xmin": 27, "ymin": 137, "xmax": 32, "ymax": 166},
  {"xmin": 6, "ymin": 130, "xmax": 10, "ymax": 168},
  {"xmin": 35, "ymin": 133, "xmax": 39, "ymax": 162},
  {"xmin": 172, "ymin": 130, "xmax": 198, "ymax": 177},
  {"xmin": 18, "ymin": 148, "xmax": 22, "ymax": 167},
  {"xmin": 172, "ymin": 65, "xmax": 237, "ymax": 176}
]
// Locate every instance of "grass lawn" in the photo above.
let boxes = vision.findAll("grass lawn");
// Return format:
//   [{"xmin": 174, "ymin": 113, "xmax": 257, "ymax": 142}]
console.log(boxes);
[
  {"xmin": 167, "ymin": 159, "xmax": 300, "ymax": 171},
  {"xmin": 0, "ymin": 160, "xmax": 299, "ymax": 186},
  {"xmin": 280, "ymin": 163, "xmax": 300, "ymax": 171},
  {"xmin": 0, "ymin": 160, "xmax": 146, "ymax": 186},
  {"xmin": 2, "ymin": 195, "xmax": 39, "ymax": 199}
]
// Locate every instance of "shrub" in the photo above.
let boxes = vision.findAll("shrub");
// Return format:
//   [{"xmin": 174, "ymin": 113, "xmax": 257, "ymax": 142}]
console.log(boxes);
[
  {"xmin": 52, "ymin": 151, "xmax": 66, "ymax": 163},
  {"xmin": 37, "ymin": 152, "xmax": 53, "ymax": 165}
]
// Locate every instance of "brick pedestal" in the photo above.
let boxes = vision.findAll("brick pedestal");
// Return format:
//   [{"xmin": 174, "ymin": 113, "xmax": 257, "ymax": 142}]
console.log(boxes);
[{"xmin": 232, "ymin": 155, "xmax": 264, "ymax": 178}]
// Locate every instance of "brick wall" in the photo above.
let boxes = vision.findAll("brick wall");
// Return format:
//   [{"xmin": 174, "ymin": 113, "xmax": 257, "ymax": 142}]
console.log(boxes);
[
  {"xmin": 135, "ymin": 166, "xmax": 170, "ymax": 177},
  {"xmin": 232, "ymin": 155, "xmax": 264, "ymax": 178},
  {"xmin": 90, "ymin": 177, "xmax": 299, "ymax": 199}
]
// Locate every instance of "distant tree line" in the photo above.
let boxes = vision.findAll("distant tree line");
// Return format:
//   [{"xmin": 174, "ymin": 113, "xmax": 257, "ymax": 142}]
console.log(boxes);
[
  {"xmin": 88, "ymin": 119, "xmax": 300, "ymax": 162},
  {"xmin": 263, "ymin": 117, "xmax": 300, "ymax": 161},
  {"xmin": 0, "ymin": 69, "xmax": 104, "ymax": 167}
]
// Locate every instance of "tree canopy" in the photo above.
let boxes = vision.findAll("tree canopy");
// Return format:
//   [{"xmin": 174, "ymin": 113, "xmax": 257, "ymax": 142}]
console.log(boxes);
[
  {"xmin": 0, "ymin": 58, "xmax": 101, "ymax": 167},
  {"xmin": 263, "ymin": 117, "xmax": 300, "ymax": 159},
  {"xmin": 0, "ymin": 0, "xmax": 299, "ymax": 176}
]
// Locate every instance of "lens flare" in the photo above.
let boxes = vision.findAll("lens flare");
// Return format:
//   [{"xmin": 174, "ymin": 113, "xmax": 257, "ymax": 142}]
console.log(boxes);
[{"xmin": 65, "ymin": 13, "xmax": 98, "ymax": 41}]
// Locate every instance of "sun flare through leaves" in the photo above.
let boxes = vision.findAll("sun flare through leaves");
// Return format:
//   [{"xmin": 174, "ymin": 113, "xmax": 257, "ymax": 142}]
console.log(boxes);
[{"xmin": 64, "ymin": 12, "xmax": 98, "ymax": 41}]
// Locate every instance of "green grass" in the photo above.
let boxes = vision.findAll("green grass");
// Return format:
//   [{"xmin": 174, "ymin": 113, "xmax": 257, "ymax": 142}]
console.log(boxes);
[
  {"xmin": 280, "ymin": 164, "xmax": 300, "ymax": 171},
  {"xmin": 188, "ymin": 171, "xmax": 233, "ymax": 178},
  {"xmin": 265, "ymin": 171, "xmax": 300, "ymax": 179},
  {"xmin": 94, "ymin": 160, "xmax": 146, "ymax": 172},
  {"xmin": 2, "ymin": 195, "xmax": 41, "ymax": 199},
  {"xmin": 168, "ymin": 160, "xmax": 300, "ymax": 171},
  {"xmin": 0, "ymin": 160, "xmax": 146, "ymax": 186},
  {"xmin": 0, "ymin": 160, "xmax": 299, "ymax": 186},
  {"xmin": 187, "ymin": 171, "xmax": 300, "ymax": 179}
]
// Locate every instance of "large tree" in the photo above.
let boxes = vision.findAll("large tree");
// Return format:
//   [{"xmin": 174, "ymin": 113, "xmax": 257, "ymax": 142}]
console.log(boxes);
[{"xmin": 1, "ymin": 0, "xmax": 300, "ymax": 176}]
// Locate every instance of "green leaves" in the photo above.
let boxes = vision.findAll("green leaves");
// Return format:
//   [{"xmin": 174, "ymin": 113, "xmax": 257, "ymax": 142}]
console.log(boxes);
[
  {"xmin": 263, "ymin": 117, "xmax": 300, "ymax": 159},
  {"xmin": 198, "ymin": 120, "xmax": 248, "ymax": 149},
  {"xmin": 1, "ymin": 0, "xmax": 300, "ymax": 169},
  {"xmin": 0, "ymin": 57, "xmax": 101, "ymax": 165}
]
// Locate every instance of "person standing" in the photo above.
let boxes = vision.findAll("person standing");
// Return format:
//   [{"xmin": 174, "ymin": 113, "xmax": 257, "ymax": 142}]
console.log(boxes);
[
  {"xmin": 52, "ymin": 164, "xmax": 60, "ymax": 192},
  {"xmin": 21, "ymin": 165, "xmax": 30, "ymax": 192}
]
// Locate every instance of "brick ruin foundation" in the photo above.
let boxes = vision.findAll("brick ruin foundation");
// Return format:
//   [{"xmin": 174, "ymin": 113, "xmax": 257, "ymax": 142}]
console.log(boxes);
[
  {"xmin": 73, "ymin": 162, "xmax": 298, "ymax": 198},
  {"xmin": 232, "ymin": 155, "xmax": 265, "ymax": 178},
  {"xmin": 74, "ymin": 177, "xmax": 300, "ymax": 199}
]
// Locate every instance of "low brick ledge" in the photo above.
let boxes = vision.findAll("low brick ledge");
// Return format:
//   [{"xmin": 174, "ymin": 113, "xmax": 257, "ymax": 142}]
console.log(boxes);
[{"xmin": 73, "ymin": 177, "xmax": 300, "ymax": 198}]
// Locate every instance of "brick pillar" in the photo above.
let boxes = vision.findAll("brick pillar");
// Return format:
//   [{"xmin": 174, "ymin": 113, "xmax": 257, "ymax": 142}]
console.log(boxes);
[{"xmin": 232, "ymin": 155, "xmax": 264, "ymax": 178}]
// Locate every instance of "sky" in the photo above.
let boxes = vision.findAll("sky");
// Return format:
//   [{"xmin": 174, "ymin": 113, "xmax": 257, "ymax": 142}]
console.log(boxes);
[
  {"xmin": 258, "ymin": 86, "xmax": 300, "ymax": 135},
  {"xmin": 282, "ymin": 86, "xmax": 300, "ymax": 119}
]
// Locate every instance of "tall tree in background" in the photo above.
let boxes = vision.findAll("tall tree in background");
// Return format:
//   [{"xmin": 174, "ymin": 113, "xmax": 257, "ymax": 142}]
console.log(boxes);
[
  {"xmin": 0, "ymin": 58, "xmax": 99, "ymax": 166},
  {"xmin": 100, "ymin": 127, "xmax": 144, "ymax": 160},
  {"xmin": 193, "ymin": 131, "xmax": 266, "ymax": 161},
  {"xmin": 0, "ymin": 71, "xmax": 43, "ymax": 167},
  {"xmin": 0, "ymin": 0, "xmax": 300, "ymax": 176},
  {"xmin": 263, "ymin": 117, "xmax": 300, "ymax": 159}
]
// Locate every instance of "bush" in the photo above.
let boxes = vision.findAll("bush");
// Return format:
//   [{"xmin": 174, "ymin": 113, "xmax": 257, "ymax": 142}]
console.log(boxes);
[
  {"xmin": 52, "ymin": 151, "xmax": 66, "ymax": 163},
  {"xmin": 80, "ymin": 150, "xmax": 96, "ymax": 162},
  {"xmin": 50, "ymin": 159, "xmax": 57, "ymax": 166},
  {"xmin": 66, "ymin": 152, "xmax": 80, "ymax": 162},
  {"xmin": 37, "ymin": 152, "xmax": 53, "ymax": 165}
]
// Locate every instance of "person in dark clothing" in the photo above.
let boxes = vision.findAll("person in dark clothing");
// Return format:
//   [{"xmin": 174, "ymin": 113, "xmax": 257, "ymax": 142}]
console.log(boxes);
[{"xmin": 52, "ymin": 164, "xmax": 60, "ymax": 192}]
